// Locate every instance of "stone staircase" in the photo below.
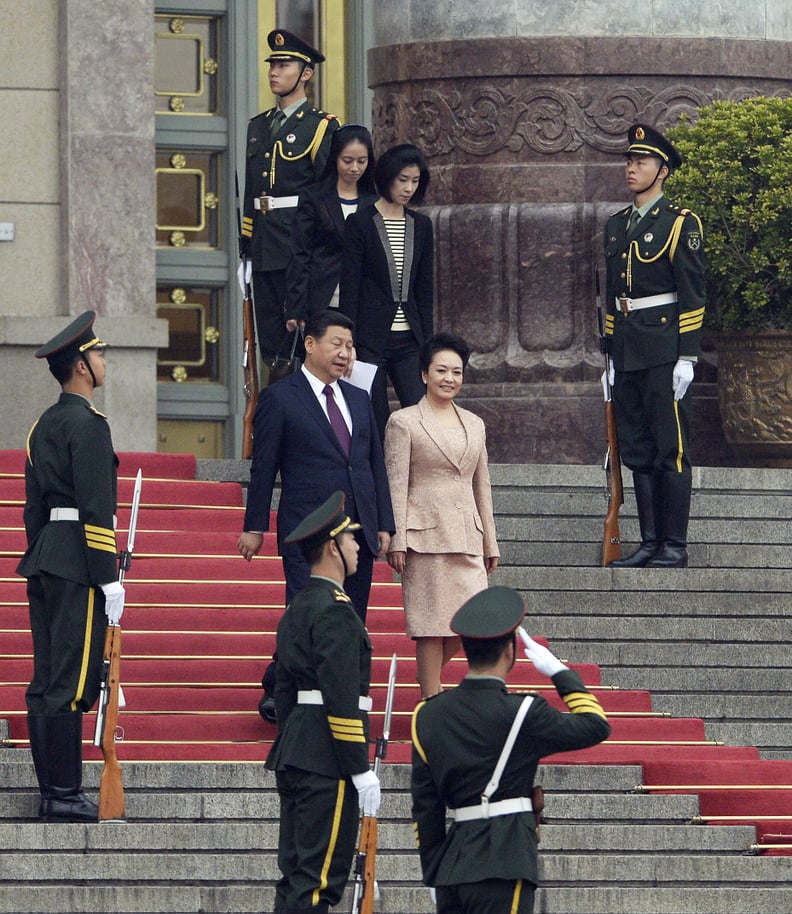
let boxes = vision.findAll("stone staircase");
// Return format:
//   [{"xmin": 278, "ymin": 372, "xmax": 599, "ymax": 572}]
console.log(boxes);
[
  {"xmin": 2, "ymin": 757, "xmax": 787, "ymax": 914},
  {"xmin": 490, "ymin": 464, "xmax": 792, "ymax": 760},
  {"xmin": 1, "ymin": 461, "xmax": 791, "ymax": 913}
]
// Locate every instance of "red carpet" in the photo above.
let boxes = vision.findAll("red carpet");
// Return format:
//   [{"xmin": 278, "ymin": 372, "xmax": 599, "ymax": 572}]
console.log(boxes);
[{"xmin": 1, "ymin": 448, "xmax": 790, "ymax": 854}]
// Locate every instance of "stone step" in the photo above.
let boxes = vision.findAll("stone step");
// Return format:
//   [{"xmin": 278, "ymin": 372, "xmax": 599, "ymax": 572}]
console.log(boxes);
[{"xmin": 0, "ymin": 882, "xmax": 786, "ymax": 914}]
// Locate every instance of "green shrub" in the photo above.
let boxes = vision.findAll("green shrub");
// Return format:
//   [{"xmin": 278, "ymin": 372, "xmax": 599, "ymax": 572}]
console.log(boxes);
[{"xmin": 666, "ymin": 96, "xmax": 792, "ymax": 331}]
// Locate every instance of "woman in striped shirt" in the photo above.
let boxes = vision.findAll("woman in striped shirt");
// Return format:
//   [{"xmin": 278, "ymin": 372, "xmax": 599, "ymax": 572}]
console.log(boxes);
[{"xmin": 339, "ymin": 143, "xmax": 434, "ymax": 439}]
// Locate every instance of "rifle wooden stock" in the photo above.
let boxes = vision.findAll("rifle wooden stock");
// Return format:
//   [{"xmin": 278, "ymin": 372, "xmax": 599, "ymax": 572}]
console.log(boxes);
[
  {"xmin": 97, "ymin": 624, "xmax": 125, "ymax": 821},
  {"xmin": 601, "ymin": 400, "xmax": 623, "ymax": 566},
  {"xmin": 351, "ymin": 814, "xmax": 377, "ymax": 914},
  {"xmin": 241, "ymin": 288, "xmax": 259, "ymax": 460}
]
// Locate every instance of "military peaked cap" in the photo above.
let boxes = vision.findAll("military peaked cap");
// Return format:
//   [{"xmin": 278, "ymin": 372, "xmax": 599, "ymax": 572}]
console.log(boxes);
[
  {"xmin": 285, "ymin": 491, "xmax": 361, "ymax": 551},
  {"xmin": 623, "ymin": 123, "xmax": 683, "ymax": 170},
  {"xmin": 451, "ymin": 586, "xmax": 526, "ymax": 639},
  {"xmin": 265, "ymin": 29, "xmax": 325, "ymax": 65},
  {"xmin": 35, "ymin": 310, "xmax": 109, "ymax": 364}
]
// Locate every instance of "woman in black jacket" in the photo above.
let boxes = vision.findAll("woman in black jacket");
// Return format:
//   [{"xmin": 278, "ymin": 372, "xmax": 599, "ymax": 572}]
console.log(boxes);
[
  {"xmin": 285, "ymin": 124, "xmax": 377, "ymax": 329},
  {"xmin": 339, "ymin": 143, "xmax": 434, "ymax": 439}
]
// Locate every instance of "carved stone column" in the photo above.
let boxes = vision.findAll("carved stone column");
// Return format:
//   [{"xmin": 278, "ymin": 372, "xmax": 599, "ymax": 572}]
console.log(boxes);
[{"xmin": 368, "ymin": 29, "xmax": 792, "ymax": 464}]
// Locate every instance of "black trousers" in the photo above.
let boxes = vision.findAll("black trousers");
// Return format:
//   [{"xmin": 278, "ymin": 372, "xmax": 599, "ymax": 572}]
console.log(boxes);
[
  {"xmin": 252, "ymin": 269, "xmax": 291, "ymax": 362},
  {"xmin": 25, "ymin": 573, "xmax": 107, "ymax": 716},
  {"xmin": 613, "ymin": 361, "xmax": 693, "ymax": 475},
  {"xmin": 360, "ymin": 330, "xmax": 425, "ymax": 441},
  {"xmin": 436, "ymin": 878, "xmax": 536, "ymax": 914},
  {"xmin": 273, "ymin": 767, "xmax": 360, "ymax": 913}
]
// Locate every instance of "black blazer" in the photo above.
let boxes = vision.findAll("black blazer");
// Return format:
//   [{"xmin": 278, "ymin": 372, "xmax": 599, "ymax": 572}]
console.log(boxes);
[
  {"xmin": 286, "ymin": 179, "xmax": 378, "ymax": 322},
  {"xmin": 339, "ymin": 202, "xmax": 434, "ymax": 357},
  {"xmin": 242, "ymin": 369, "xmax": 394, "ymax": 558}
]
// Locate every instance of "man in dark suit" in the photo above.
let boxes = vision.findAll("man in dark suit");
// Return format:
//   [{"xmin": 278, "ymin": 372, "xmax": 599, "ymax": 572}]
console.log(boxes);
[
  {"xmin": 18, "ymin": 311, "xmax": 125, "ymax": 822},
  {"xmin": 239, "ymin": 29, "xmax": 338, "ymax": 364},
  {"xmin": 411, "ymin": 587, "xmax": 610, "ymax": 914},
  {"xmin": 266, "ymin": 491, "xmax": 380, "ymax": 914},
  {"xmin": 603, "ymin": 123, "xmax": 706, "ymax": 568},
  {"xmin": 237, "ymin": 309, "xmax": 394, "ymax": 621}
]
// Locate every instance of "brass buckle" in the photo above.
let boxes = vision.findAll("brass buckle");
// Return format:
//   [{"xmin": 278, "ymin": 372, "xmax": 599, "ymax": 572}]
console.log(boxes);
[
  {"xmin": 619, "ymin": 294, "xmax": 631, "ymax": 316},
  {"xmin": 258, "ymin": 193, "xmax": 273, "ymax": 214}
]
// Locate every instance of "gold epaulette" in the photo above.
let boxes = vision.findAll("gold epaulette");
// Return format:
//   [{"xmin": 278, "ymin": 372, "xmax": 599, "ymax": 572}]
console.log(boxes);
[
  {"xmin": 333, "ymin": 588, "xmax": 352, "ymax": 604},
  {"xmin": 88, "ymin": 405, "xmax": 108, "ymax": 419}
]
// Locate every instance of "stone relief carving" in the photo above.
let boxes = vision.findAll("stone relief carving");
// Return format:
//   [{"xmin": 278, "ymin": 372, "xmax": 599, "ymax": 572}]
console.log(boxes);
[{"xmin": 373, "ymin": 84, "xmax": 783, "ymax": 157}]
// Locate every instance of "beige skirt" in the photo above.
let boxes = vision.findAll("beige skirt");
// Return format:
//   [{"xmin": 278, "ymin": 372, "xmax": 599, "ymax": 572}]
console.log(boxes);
[{"xmin": 401, "ymin": 550, "xmax": 488, "ymax": 638}]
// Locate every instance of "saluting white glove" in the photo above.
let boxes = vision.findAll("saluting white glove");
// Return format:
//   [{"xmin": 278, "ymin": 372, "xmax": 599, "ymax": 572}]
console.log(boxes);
[
  {"xmin": 518, "ymin": 629, "xmax": 568, "ymax": 678},
  {"xmin": 600, "ymin": 365, "xmax": 615, "ymax": 401},
  {"xmin": 237, "ymin": 258, "xmax": 252, "ymax": 294},
  {"xmin": 101, "ymin": 581, "xmax": 125, "ymax": 625},
  {"xmin": 352, "ymin": 769, "xmax": 381, "ymax": 816},
  {"xmin": 672, "ymin": 359, "xmax": 695, "ymax": 401}
]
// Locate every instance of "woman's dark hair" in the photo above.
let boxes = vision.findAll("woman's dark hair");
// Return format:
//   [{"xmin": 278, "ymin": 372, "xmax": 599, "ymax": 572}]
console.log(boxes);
[
  {"xmin": 373, "ymin": 143, "xmax": 430, "ymax": 205},
  {"xmin": 419, "ymin": 332, "xmax": 470, "ymax": 374},
  {"xmin": 321, "ymin": 124, "xmax": 376, "ymax": 195}
]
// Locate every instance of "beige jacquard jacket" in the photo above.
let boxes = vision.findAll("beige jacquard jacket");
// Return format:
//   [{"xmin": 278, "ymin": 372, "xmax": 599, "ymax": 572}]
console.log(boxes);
[{"xmin": 383, "ymin": 397, "xmax": 499, "ymax": 558}]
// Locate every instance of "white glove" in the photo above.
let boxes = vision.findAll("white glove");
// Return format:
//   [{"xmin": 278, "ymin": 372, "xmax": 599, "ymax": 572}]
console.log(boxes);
[
  {"xmin": 672, "ymin": 359, "xmax": 694, "ymax": 401},
  {"xmin": 518, "ymin": 628, "xmax": 567, "ymax": 678},
  {"xmin": 101, "ymin": 581, "xmax": 125, "ymax": 625},
  {"xmin": 600, "ymin": 365, "xmax": 615, "ymax": 401},
  {"xmin": 352, "ymin": 769, "xmax": 381, "ymax": 817},
  {"xmin": 237, "ymin": 258, "xmax": 252, "ymax": 294}
]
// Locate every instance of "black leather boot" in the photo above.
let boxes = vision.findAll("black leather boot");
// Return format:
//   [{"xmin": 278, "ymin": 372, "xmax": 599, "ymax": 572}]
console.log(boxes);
[
  {"xmin": 647, "ymin": 471, "xmax": 692, "ymax": 568},
  {"xmin": 608, "ymin": 472, "xmax": 659, "ymax": 567},
  {"xmin": 43, "ymin": 712, "xmax": 98, "ymax": 822},
  {"xmin": 27, "ymin": 712, "xmax": 49, "ymax": 818}
]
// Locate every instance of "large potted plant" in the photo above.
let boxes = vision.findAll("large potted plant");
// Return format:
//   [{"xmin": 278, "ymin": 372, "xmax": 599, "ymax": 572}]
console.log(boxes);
[{"xmin": 666, "ymin": 96, "xmax": 792, "ymax": 465}]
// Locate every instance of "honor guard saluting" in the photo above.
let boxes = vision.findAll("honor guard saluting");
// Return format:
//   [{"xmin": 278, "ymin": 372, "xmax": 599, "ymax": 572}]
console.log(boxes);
[
  {"xmin": 17, "ymin": 311, "xmax": 125, "ymax": 821},
  {"xmin": 266, "ymin": 491, "xmax": 381, "ymax": 914},
  {"xmin": 411, "ymin": 587, "xmax": 610, "ymax": 914},
  {"xmin": 603, "ymin": 123, "xmax": 706, "ymax": 568},
  {"xmin": 239, "ymin": 28, "xmax": 339, "ymax": 365}
]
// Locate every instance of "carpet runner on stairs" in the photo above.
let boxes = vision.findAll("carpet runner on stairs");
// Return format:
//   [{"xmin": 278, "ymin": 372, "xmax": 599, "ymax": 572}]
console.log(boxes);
[{"xmin": 0, "ymin": 448, "xmax": 790, "ymax": 854}]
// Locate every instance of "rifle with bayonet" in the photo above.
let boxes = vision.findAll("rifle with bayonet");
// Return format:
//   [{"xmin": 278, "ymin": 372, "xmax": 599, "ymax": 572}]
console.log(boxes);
[
  {"xmin": 93, "ymin": 468, "xmax": 141, "ymax": 821},
  {"xmin": 237, "ymin": 170, "xmax": 259, "ymax": 459},
  {"xmin": 596, "ymin": 268, "xmax": 623, "ymax": 565},
  {"xmin": 351, "ymin": 653, "xmax": 397, "ymax": 914}
]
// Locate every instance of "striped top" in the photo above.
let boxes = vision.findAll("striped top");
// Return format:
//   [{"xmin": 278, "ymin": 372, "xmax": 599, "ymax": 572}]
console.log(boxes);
[{"xmin": 383, "ymin": 217, "xmax": 410, "ymax": 331}]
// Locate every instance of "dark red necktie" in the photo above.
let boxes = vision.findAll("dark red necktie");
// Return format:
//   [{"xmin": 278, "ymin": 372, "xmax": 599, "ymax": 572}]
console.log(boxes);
[{"xmin": 323, "ymin": 385, "xmax": 351, "ymax": 457}]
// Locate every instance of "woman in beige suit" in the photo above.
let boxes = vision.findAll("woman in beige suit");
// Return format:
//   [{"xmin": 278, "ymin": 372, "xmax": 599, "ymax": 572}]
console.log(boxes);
[{"xmin": 384, "ymin": 332, "xmax": 499, "ymax": 697}]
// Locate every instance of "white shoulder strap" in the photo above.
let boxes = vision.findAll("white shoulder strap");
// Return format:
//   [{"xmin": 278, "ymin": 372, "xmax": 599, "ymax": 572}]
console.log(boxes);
[{"xmin": 483, "ymin": 694, "xmax": 534, "ymax": 801}]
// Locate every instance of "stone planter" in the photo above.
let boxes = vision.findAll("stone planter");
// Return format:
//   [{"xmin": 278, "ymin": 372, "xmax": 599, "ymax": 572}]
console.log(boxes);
[{"xmin": 716, "ymin": 331, "xmax": 792, "ymax": 466}]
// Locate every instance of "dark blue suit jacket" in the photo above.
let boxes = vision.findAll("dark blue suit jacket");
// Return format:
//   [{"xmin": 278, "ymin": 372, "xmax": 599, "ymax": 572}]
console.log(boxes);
[{"xmin": 243, "ymin": 369, "xmax": 394, "ymax": 557}]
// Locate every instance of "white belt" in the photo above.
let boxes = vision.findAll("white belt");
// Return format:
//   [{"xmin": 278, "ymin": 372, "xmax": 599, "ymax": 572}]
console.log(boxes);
[
  {"xmin": 255, "ymin": 195, "xmax": 299, "ymax": 212},
  {"xmin": 50, "ymin": 508, "xmax": 79, "ymax": 521},
  {"xmin": 50, "ymin": 508, "xmax": 117, "ymax": 529},
  {"xmin": 616, "ymin": 292, "xmax": 678, "ymax": 313},
  {"xmin": 451, "ymin": 796, "xmax": 533, "ymax": 822},
  {"xmin": 297, "ymin": 689, "xmax": 373, "ymax": 712}
]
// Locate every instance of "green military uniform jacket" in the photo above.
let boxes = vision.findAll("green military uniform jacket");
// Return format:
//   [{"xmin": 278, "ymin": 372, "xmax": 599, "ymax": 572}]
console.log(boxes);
[
  {"xmin": 266, "ymin": 576, "xmax": 372, "ymax": 778},
  {"xmin": 411, "ymin": 670, "xmax": 610, "ymax": 887},
  {"xmin": 604, "ymin": 195, "xmax": 706, "ymax": 372},
  {"xmin": 241, "ymin": 99, "xmax": 338, "ymax": 272},
  {"xmin": 17, "ymin": 392, "xmax": 119, "ymax": 586}
]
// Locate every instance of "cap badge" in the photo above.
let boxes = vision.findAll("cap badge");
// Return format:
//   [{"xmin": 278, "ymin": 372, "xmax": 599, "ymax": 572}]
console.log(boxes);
[
  {"xmin": 275, "ymin": 32, "xmax": 285, "ymax": 46},
  {"xmin": 635, "ymin": 126, "xmax": 645, "ymax": 140}
]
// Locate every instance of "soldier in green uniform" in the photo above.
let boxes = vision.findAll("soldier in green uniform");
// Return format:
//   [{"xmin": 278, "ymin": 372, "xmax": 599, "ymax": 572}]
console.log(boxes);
[
  {"xmin": 603, "ymin": 123, "xmax": 706, "ymax": 568},
  {"xmin": 240, "ymin": 28, "xmax": 338, "ymax": 364},
  {"xmin": 17, "ymin": 311, "xmax": 125, "ymax": 821},
  {"xmin": 411, "ymin": 586, "xmax": 610, "ymax": 914},
  {"xmin": 266, "ymin": 491, "xmax": 381, "ymax": 914}
]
